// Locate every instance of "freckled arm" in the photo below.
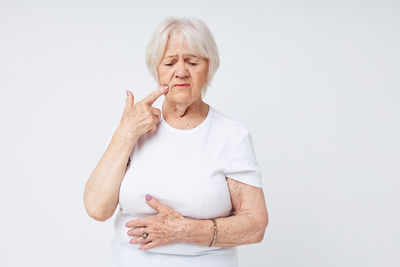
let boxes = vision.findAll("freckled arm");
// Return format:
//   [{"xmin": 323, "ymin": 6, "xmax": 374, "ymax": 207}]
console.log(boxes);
[{"xmin": 180, "ymin": 178, "xmax": 269, "ymax": 247}]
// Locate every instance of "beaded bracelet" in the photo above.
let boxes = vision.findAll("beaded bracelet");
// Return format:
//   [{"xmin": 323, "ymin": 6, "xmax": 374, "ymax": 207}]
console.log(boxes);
[{"xmin": 209, "ymin": 218, "xmax": 218, "ymax": 247}]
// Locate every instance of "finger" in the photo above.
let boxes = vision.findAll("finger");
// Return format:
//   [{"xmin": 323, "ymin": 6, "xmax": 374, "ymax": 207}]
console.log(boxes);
[
  {"xmin": 143, "ymin": 85, "xmax": 168, "ymax": 106},
  {"xmin": 129, "ymin": 236, "xmax": 151, "ymax": 245},
  {"xmin": 127, "ymin": 226, "xmax": 147, "ymax": 237},
  {"xmin": 145, "ymin": 117, "xmax": 159, "ymax": 135},
  {"xmin": 139, "ymin": 240, "xmax": 163, "ymax": 250},
  {"xmin": 150, "ymin": 107, "xmax": 161, "ymax": 121},
  {"xmin": 126, "ymin": 218, "xmax": 148, "ymax": 228},
  {"xmin": 145, "ymin": 194, "xmax": 172, "ymax": 214},
  {"xmin": 144, "ymin": 107, "xmax": 160, "ymax": 122},
  {"xmin": 125, "ymin": 89, "xmax": 134, "ymax": 108},
  {"xmin": 146, "ymin": 126, "xmax": 157, "ymax": 135},
  {"xmin": 122, "ymin": 90, "xmax": 134, "ymax": 120},
  {"xmin": 148, "ymin": 127, "xmax": 157, "ymax": 134},
  {"xmin": 145, "ymin": 111, "xmax": 161, "ymax": 135}
]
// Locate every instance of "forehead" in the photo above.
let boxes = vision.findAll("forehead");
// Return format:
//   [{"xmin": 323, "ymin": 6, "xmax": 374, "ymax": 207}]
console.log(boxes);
[{"xmin": 163, "ymin": 33, "xmax": 200, "ymax": 59}]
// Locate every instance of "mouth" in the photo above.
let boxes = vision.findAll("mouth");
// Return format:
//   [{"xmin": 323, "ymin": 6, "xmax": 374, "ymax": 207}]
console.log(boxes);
[{"xmin": 173, "ymin": 83, "xmax": 190, "ymax": 87}]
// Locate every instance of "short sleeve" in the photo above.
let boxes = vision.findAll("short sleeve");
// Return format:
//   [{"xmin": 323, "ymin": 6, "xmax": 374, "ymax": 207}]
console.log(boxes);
[{"xmin": 224, "ymin": 131, "xmax": 263, "ymax": 188}]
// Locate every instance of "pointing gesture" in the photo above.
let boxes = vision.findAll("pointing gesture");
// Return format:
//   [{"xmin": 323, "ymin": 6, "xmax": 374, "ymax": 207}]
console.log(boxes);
[
  {"xmin": 120, "ymin": 85, "xmax": 169, "ymax": 139},
  {"xmin": 143, "ymin": 85, "xmax": 169, "ymax": 106}
]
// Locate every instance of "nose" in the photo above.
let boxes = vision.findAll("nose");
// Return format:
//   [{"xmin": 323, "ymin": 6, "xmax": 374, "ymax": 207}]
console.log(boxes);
[{"xmin": 174, "ymin": 61, "xmax": 189, "ymax": 78}]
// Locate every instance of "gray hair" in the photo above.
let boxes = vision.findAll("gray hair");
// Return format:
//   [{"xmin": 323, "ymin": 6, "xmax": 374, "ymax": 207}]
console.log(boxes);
[{"xmin": 145, "ymin": 17, "xmax": 220, "ymax": 98}]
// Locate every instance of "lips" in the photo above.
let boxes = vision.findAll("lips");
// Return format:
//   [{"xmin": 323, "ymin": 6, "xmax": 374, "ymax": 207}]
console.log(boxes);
[{"xmin": 174, "ymin": 83, "xmax": 190, "ymax": 87}]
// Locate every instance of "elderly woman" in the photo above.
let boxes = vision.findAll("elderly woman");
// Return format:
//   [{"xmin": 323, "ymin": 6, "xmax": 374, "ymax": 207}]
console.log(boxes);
[{"xmin": 84, "ymin": 17, "xmax": 268, "ymax": 267}]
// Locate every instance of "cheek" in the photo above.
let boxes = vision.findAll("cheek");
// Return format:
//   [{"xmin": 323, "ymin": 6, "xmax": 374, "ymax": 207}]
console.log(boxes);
[
  {"xmin": 158, "ymin": 67, "xmax": 175, "ymax": 81},
  {"xmin": 192, "ymin": 68, "xmax": 208, "ymax": 82}
]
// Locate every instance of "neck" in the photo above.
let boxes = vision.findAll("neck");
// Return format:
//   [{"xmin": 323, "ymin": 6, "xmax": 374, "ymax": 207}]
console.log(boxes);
[{"xmin": 162, "ymin": 97, "xmax": 210, "ymax": 130}]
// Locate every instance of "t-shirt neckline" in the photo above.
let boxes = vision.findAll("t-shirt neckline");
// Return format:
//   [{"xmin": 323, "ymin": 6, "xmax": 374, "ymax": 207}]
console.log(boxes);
[{"xmin": 160, "ymin": 105, "xmax": 213, "ymax": 134}]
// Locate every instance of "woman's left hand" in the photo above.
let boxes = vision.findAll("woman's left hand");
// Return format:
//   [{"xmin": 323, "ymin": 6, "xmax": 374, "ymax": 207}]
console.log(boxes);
[{"xmin": 125, "ymin": 195, "xmax": 188, "ymax": 250}]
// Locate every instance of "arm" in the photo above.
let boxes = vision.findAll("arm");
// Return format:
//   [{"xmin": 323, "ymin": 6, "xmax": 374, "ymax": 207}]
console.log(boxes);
[
  {"xmin": 125, "ymin": 178, "xmax": 268, "ymax": 249},
  {"xmin": 84, "ymin": 86, "xmax": 167, "ymax": 222},
  {"xmin": 182, "ymin": 177, "xmax": 269, "ymax": 247},
  {"xmin": 83, "ymin": 125, "xmax": 139, "ymax": 221}
]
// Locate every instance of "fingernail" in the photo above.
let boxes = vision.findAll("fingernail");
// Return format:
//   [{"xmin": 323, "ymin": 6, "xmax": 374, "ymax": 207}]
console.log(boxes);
[
  {"xmin": 126, "ymin": 89, "xmax": 129, "ymax": 96},
  {"xmin": 146, "ymin": 194, "xmax": 151, "ymax": 201},
  {"xmin": 164, "ymin": 85, "xmax": 169, "ymax": 90}
]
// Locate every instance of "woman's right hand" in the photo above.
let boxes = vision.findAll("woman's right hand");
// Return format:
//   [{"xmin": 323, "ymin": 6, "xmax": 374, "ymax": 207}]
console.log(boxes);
[{"xmin": 119, "ymin": 85, "xmax": 169, "ymax": 139}]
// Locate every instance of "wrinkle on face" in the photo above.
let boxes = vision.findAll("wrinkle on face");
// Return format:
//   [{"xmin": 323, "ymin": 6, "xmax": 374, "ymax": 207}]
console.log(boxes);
[{"xmin": 157, "ymin": 33, "xmax": 209, "ymax": 122}]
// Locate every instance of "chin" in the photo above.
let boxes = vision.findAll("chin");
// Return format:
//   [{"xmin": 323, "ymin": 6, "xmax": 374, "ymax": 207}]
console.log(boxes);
[{"xmin": 167, "ymin": 92, "xmax": 192, "ymax": 103}]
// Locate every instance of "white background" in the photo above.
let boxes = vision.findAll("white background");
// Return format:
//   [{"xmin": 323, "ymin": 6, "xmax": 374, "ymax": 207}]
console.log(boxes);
[{"xmin": 0, "ymin": 0, "xmax": 399, "ymax": 266}]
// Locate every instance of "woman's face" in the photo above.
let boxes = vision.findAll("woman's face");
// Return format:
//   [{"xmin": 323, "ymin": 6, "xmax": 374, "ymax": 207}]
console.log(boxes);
[{"xmin": 157, "ymin": 33, "xmax": 209, "ymax": 104}]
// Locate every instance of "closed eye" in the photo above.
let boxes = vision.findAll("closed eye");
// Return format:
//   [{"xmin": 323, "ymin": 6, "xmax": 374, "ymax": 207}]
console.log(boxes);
[{"xmin": 164, "ymin": 62, "xmax": 197, "ymax": 66}]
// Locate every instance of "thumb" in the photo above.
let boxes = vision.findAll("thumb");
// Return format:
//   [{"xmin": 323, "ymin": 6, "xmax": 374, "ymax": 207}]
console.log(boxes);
[
  {"xmin": 145, "ymin": 194, "xmax": 173, "ymax": 214},
  {"xmin": 125, "ymin": 89, "xmax": 134, "ymax": 108}
]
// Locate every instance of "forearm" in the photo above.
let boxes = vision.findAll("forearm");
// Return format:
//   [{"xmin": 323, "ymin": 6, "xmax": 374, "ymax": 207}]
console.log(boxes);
[
  {"xmin": 83, "ymin": 125, "xmax": 139, "ymax": 221},
  {"xmin": 182, "ymin": 213, "xmax": 266, "ymax": 248}
]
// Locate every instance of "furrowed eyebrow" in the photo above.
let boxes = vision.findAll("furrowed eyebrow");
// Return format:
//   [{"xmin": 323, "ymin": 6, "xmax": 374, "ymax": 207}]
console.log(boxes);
[{"xmin": 163, "ymin": 54, "xmax": 199, "ymax": 59}]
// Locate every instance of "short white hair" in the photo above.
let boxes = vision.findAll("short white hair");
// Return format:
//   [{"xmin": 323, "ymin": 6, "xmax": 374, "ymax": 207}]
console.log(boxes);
[{"xmin": 145, "ymin": 16, "xmax": 220, "ymax": 98}]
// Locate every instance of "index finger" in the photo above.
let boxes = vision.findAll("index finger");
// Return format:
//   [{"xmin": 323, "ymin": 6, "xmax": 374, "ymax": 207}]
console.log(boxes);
[
  {"xmin": 125, "ymin": 218, "xmax": 149, "ymax": 228},
  {"xmin": 143, "ymin": 85, "xmax": 168, "ymax": 106}
]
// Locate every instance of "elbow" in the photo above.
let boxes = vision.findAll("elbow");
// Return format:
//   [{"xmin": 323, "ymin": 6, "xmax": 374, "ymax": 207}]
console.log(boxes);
[
  {"xmin": 255, "ymin": 227, "xmax": 267, "ymax": 243},
  {"xmin": 255, "ymin": 213, "xmax": 269, "ymax": 243},
  {"xmin": 87, "ymin": 210, "xmax": 112, "ymax": 222},
  {"xmin": 83, "ymin": 197, "xmax": 114, "ymax": 222}
]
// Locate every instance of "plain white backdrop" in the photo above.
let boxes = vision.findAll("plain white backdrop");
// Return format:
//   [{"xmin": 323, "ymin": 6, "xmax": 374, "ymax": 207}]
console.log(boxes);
[{"xmin": 0, "ymin": 0, "xmax": 399, "ymax": 266}]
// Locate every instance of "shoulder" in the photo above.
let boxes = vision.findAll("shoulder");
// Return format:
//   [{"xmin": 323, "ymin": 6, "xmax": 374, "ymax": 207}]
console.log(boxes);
[{"xmin": 209, "ymin": 106, "xmax": 251, "ymax": 143}]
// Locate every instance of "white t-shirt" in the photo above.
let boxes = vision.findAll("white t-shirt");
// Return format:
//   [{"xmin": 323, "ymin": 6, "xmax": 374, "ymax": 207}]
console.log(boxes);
[{"xmin": 109, "ymin": 103, "xmax": 263, "ymax": 267}]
